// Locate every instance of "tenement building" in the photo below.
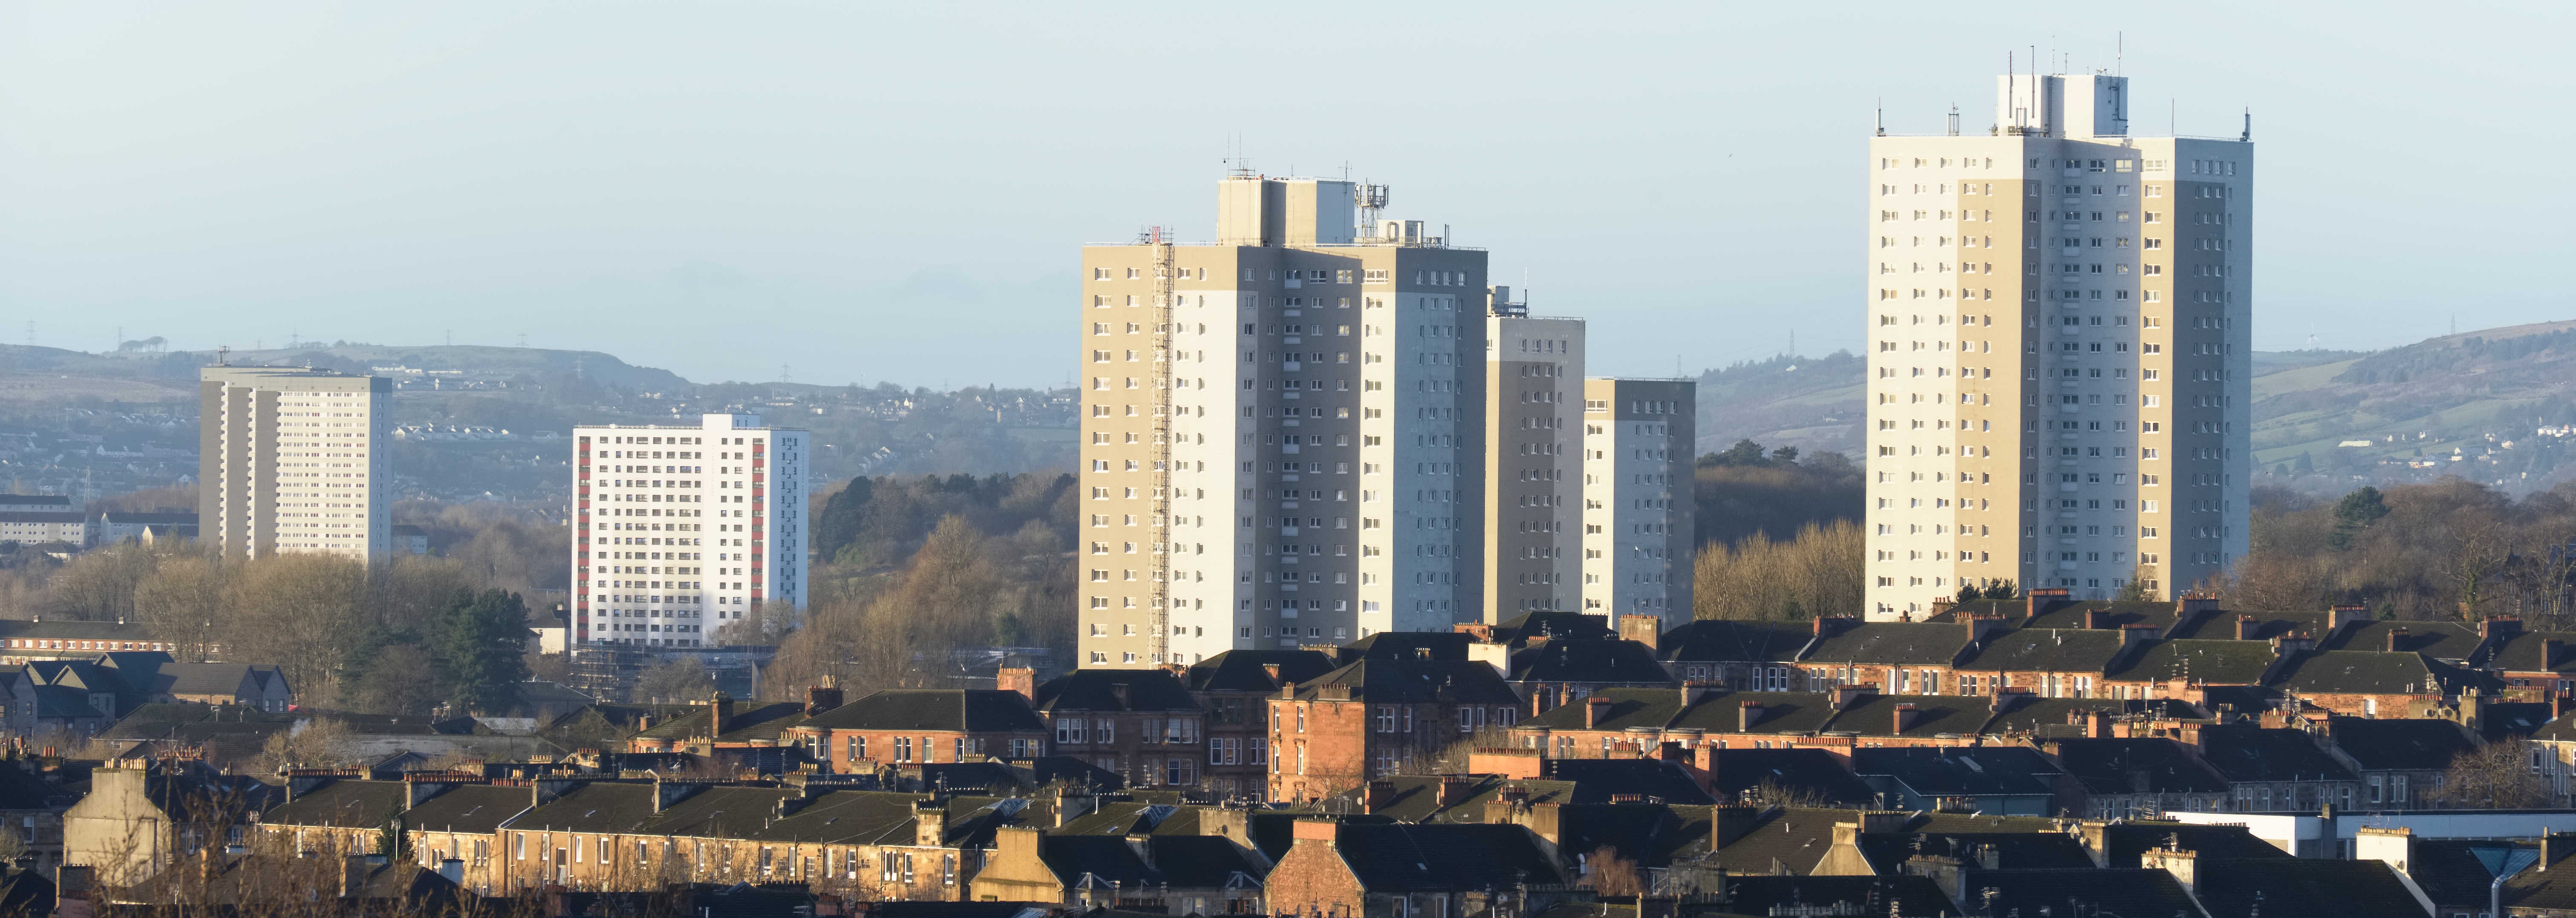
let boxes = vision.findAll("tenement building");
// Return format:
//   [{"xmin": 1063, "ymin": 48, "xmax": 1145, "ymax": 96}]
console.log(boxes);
[
  {"xmin": 572, "ymin": 413, "xmax": 808, "ymax": 647},
  {"xmin": 1580, "ymin": 378, "xmax": 1696, "ymax": 623},
  {"xmin": 1864, "ymin": 71, "xmax": 2252, "ymax": 617},
  {"xmin": 198, "ymin": 365, "xmax": 391, "ymax": 558},
  {"xmin": 1078, "ymin": 174, "xmax": 1488, "ymax": 667}
]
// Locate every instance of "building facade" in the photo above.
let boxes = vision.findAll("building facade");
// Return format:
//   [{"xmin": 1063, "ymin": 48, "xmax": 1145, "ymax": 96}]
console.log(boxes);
[
  {"xmin": 198, "ymin": 366, "xmax": 391, "ymax": 558},
  {"xmin": 573, "ymin": 414, "xmax": 808, "ymax": 647},
  {"xmin": 1864, "ymin": 72, "xmax": 2253, "ymax": 617},
  {"xmin": 1579, "ymin": 378, "xmax": 1696, "ymax": 624},
  {"xmin": 1077, "ymin": 175, "xmax": 1489, "ymax": 667},
  {"xmin": 1482, "ymin": 307, "xmax": 1585, "ymax": 620}
]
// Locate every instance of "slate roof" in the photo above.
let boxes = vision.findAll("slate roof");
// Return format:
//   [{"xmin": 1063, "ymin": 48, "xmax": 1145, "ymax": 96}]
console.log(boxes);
[
  {"xmin": 1326, "ymin": 823, "xmax": 1567, "ymax": 891},
  {"xmin": 2090, "ymin": 820, "xmax": 2291, "ymax": 867},
  {"xmin": 1713, "ymin": 875, "xmax": 1959, "ymax": 918},
  {"xmin": 1655, "ymin": 620, "xmax": 1812, "ymax": 664},
  {"xmin": 2275, "ymin": 650, "xmax": 2495, "ymax": 696},
  {"xmin": 0, "ymin": 619, "xmax": 170, "ymax": 645},
  {"xmin": 2486, "ymin": 631, "xmax": 2576, "ymax": 673},
  {"xmin": 1952, "ymin": 629, "xmax": 2131, "ymax": 675},
  {"xmin": 509, "ymin": 783, "xmax": 802, "ymax": 840},
  {"xmin": 1325, "ymin": 774, "xmax": 1581, "ymax": 824},
  {"xmin": 0, "ymin": 760, "xmax": 74, "ymax": 810},
  {"xmin": 2328, "ymin": 620, "xmax": 2488, "ymax": 660},
  {"xmin": 401, "ymin": 784, "xmax": 531, "ymax": 835},
  {"xmin": 1984, "ymin": 698, "xmax": 2202, "ymax": 740},
  {"xmin": 2012, "ymin": 599, "xmax": 2190, "ymax": 633},
  {"xmin": 1185, "ymin": 650, "xmax": 1338, "ymax": 693},
  {"xmin": 1032, "ymin": 669, "xmax": 1200, "ymax": 713},
  {"xmin": 1828, "ymin": 694, "xmax": 1996, "ymax": 739},
  {"xmin": 1050, "ymin": 801, "xmax": 1184, "ymax": 837},
  {"xmin": 1511, "ymin": 688, "xmax": 1839, "ymax": 735},
  {"xmin": 1961, "ymin": 868, "xmax": 2203, "ymax": 918},
  {"xmin": 1684, "ymin": 807, "xmax": 2063, "ymax": 875},
  {"xmin": 1491, "ymin": 611, "xmax": 1615, "ymax": 644},
  {"xmin": 1538, "ymin": 759, "xmax": 1716, "ymax": 805},
  {"xmin": 750, "ymin": 790, "xmax": 1035, "ymax": 847},
  {"xmin": 795, "ymin": 690, "xmax": 1046, "ymax": 733},
  {"xmin": 2481, "ymin": 702, "xmax": 2558, "ymax": 741},
  {"xmin": 262, "ymin": 779, "xmax": 410, "ymax": 829},
  {"xmin": 2195, "ymin": 858, "xmax": 2431, "ymax": 918},
  {"xmin": 1855, "ymin": 831, "xmax": 2093, "ymax": 873},
  {"xmin": 1335, "ymin": 632, "xmax": 1472, "ymax": 664},
  {"xmin": 2409, "ymin": 839, "xmax": 2533, "ymax": 909},
  {"xmin": 630, "ymin": 701, "xmax": 809, "ymax": 742},
  {"xmin": 2047, "ymin": 737, "xmax": 2231, "ymax": 795},
  {"xmin": 1282, "ymin": 661, "xmax": 1523, "ymax": 704},
  {"xmin": 1550, "ymin": 803, "xmax": 1696, "ymax": 867},
  {"xmin": 1800, "ymin": 623, "xmax": 1964, "ymax": 666},
  {"xmin": 1508, "ymin": 639, "xmax": 1674, "ymax": 685},
  {"xmin": 2329, "ymin": 717, "xmax": 2476, "ymax": 771},
  {"xmin": 1849, "ymin": 747, "xmax": 2064, "ymax": 799},
  {"xmin": 2504, "ymin": 840, "xmax": 2576, "ymax": 912},
  {"xmin": 2163, "ymin": 607, "xmax": 2337, "ymax": 640},
  {"xmin": 1035, "ymin": 834, "xmax": 1262, "ymax": 889},
  {"xmin": 2197, "ymin": 725, "xmax": 2357, "ymax": 783},
  {"xmin": 2107, "ymin": 639, "xmax": 2277, "ymax": 684},
  {"xmin": 1705, "ymin": 748, "xmax": 1877, "ymax": 807}
]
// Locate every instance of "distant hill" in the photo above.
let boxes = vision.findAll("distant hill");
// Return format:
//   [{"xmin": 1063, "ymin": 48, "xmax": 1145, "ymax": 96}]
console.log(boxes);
[{"xmin": 1685, "ymin": 322, "xmax": 2576, "ymax": 495}]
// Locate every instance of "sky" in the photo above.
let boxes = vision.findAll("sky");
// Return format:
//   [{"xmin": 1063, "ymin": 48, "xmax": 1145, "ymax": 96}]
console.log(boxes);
[{"xmin": 0, "ymin": 2, "xmax": 2566, "ymax": 389}]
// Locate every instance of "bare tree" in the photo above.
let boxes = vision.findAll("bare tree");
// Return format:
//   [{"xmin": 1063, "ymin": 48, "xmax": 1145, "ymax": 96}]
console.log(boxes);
[
  {"xmin": 1586, "ymin": 846, "xmax": 1645, "ymax": 896},
  {"xmin": 2440, "ymin": 738, "xmax": 2553, "ymax": 809}
]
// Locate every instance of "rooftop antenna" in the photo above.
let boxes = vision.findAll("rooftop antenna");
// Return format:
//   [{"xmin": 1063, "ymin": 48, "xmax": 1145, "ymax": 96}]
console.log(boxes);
[
  {"xmin": 1946, "ymin": 103, "xmax": 1960, "ymax": 137},
  {"xmin": 1874, "ymin": 99, "xmax": 1884, "ymax": 136},
  {"xmin": 2118, "ymin": 32, "xmax": 2124, "ymax": 77},
  {"xmin": 216, "ymin": 347, "xmax": 228, "ymax": 367},
  {"xmin": 2241, "ymin": 108, "xmax": 2252, "ymax": 143}
]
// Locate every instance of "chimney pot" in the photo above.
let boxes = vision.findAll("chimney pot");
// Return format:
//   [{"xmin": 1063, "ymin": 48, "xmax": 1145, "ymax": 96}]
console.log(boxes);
[{"xmin": 997, "ymin": 668, "xmax": 1036, "ymax": 703}]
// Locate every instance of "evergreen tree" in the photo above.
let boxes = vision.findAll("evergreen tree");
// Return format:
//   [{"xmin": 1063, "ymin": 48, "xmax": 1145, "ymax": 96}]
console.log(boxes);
[
  {"xmin": 2329, "ymin": 486, "xmax": 2390, "ymax": 550},
  {"xmin": 435, "ymin": 588, "xmax": 531, "ymax": 714},
  {"xmin": 815, "ymin": 476, "xmax": 874, "ymax": 565}
]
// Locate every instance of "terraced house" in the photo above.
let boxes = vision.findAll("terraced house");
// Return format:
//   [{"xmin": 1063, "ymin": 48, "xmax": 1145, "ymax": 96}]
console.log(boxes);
[{"xmin": 786, "ymin": 688, "xmax": 1051, "ymax": 775}]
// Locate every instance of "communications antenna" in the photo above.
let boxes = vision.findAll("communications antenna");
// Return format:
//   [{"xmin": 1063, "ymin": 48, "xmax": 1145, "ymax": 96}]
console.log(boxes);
[{"xmin": 1357, "ymin": 183, "xmax": 1390, "ymax": 240}]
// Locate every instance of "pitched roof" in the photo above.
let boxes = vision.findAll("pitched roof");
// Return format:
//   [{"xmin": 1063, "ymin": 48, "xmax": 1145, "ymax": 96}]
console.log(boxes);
[
  {"xmin": 2195, "ymin": 857, "xmax": 2431, "ymax": 918},
  {"xmin": 2107, "ymin": 639, "xmax": 2277, "ymax": 684},
  {"xmin": 630, "ymin": 701, "xmax": 809, "ymax": 742},
  {"xmin": 2044, "ymin": 738, "xmax": 2233, "ymax": 795},
  {"xmin": 1538, "ymin": 759, "xmax": 1716, "ymax": 805},
  {"xmin": 1185, "ymin": 650, "xmax": 1338, "ymax": 693},
  {"xmin": 1706, "ymin": 748, "xmax": 1878, "ymax": 807},
  {"xmin": 2010, "ymin": 599, "xmax": 2192, "ymax": 632},
  {"xmin": 1324, "ymin": 775, "xmax": 1583, "ymax": 824},
  {"xmin": 2327, "ymin": 620, "xmax": 2488, "ymax": 660},
  {"xmin": 2197, "ymin": 725, "xmax": 2357, "ymax": 783},
  {"xmin": 751, "ymin": 790, "xmax": 1034, "ymax": 847},
  {"xmin": 1282, "ymin": 661, "xmax": 1522, "ymax": 705},
  {"xmin": 1512, "ymin": 688, "xmax": 1843, "ymax": 736},
  {"xmin": 1492, "ymin": 611, "xmax": 1615, "ymax": 642},
  {"xmin": 1550, "ymin": 803, "xmax": 1696, "ymax": 867},
  {"xmin": 401, "ymin": 784, "xmax": 531, "ymax": 835},
  {"xmin": 2329, "ymin": 717, "xmax": 2476, "ymax": 771},
  {"xmin": 2090, "ymin": 820, "xmax": 2292, "ymax": 867},
  {"xmin": 1982, "ymin": 698, "xmax": 2202, "ymax": 740},
  {"xmin": 1327, "ymin": 823, "xmax": 1567, "ymax": 891},
  {"xmin": 2481, "ymin": 702, "xmax": 2557, "ymax": 741},
  {"xmin": 1827, "ymin": 694, "xmax": 1995, "ymax": 740},
  {"xmin": 1961, "ymin": 868, "xmax": 2203, "ymax": 918},
  {"xmin": 1849, "ymin": 747, "xmax": 2064, "ymax": 798},
  {"xmin": 1031, "ymin": 669, "xmax": 1199, "ymax": 713},
  {"xmin": 1655, "ymin": 620, "xmax": 1812, "ymax": 664},
  {"xmin": 2164, "ymin": 608, "xmax": 2337, "ymax": 641},
  {"xmin": 795, "ymin": 691, "xmax": 1046, "ymax": 734},
  {"xmin": 2274, "ymin": 650, "xmax": 2494, "ymax": 696},
  {"xmin": 1800, "ymin": 623, "xmax": 1965, "ymax": 667},
  {"xmin": 1507, "ymin": 640, "xmax": 1674, "ymax": 685},
  {"xmin": 1335, "ymin": 632, "xmax": 1472, "ymax": 665},
  {"xmin": 1035, "ymin": 835, "xmax": 1260, "ymax": 889},
  {"xmin": 2505, "ymin": 840, "xmax": 2576, "ymax": 912},
  {"xmin": 2485, "ymin": 631, "xmax": 2576, "ymax": 673},
  {"xmin": 2408, "ymin": 839, "xmax": 2533, "ymax": 908},
  {"xmin": 1951, "ymin": 628, "xmax": 2129, "ymax": 675},
  {"xmin": 261, "ymin": 779, "xmax": 409, "ymax": 829},
  {"xmin": 1856, "ymin": 831, "xmax": 2094, "ymax": 873}
]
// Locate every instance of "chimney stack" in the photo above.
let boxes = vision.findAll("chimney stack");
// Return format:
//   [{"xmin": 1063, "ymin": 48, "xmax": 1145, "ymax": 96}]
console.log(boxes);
[
  {"xmin": 2545, "ymin": 639, "xmax": 2566, "ymax": 672},
  {"xmin": 2387, "ymin": 628, "xmax": 2410, "ymax": 653},
  {"xmin": 805, "ymin": 685, "xmax": 845, "ymax": 716},
  {"xmin": 1892, "ymin": 703, "xmax": 1920, "ymax": 734},
  {"xmin": 1739, "ymin": 700, "xmax": 1766, "ymax": 733},
  {"xmin": 996, "ymin": 668, "xmax": 1036, "ymax": 703},
  {"xmin": 1584, "ymin": 695, "xmax": 1615, "ymax": 729},
  {"xmin": 710, "ymin": 692, "xmax": 733, "ymax": 739},
  {"xmin": 2485, "ymin": 616, "xmax": 2525, "ymax": 641},
  {"xmin": 1364, "ymin": 780, "xmax": 1397, "ymax": 812},
  {"xmin": 1618, "ymin": 615, "xmax": 1661, "ymax": 651},
  {"xmin": 2233, "ymin": 615, "xmax": 2259, "ymax": 641},
  {"xmin": 1438, "ymin": 776, "xmax": 1475, "ymax": 807}
]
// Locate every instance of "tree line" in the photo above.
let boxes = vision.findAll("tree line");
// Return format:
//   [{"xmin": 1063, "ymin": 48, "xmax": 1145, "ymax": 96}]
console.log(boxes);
[{"xmin": 2222, "ymin": 477, "xmax": 2576, "ymax": 624}]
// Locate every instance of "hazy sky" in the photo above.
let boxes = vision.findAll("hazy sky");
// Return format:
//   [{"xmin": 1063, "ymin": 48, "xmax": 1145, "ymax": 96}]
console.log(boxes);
[{"xmin": 1, "ymin": 3, "xmax": 2564, "ymax": 388}]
